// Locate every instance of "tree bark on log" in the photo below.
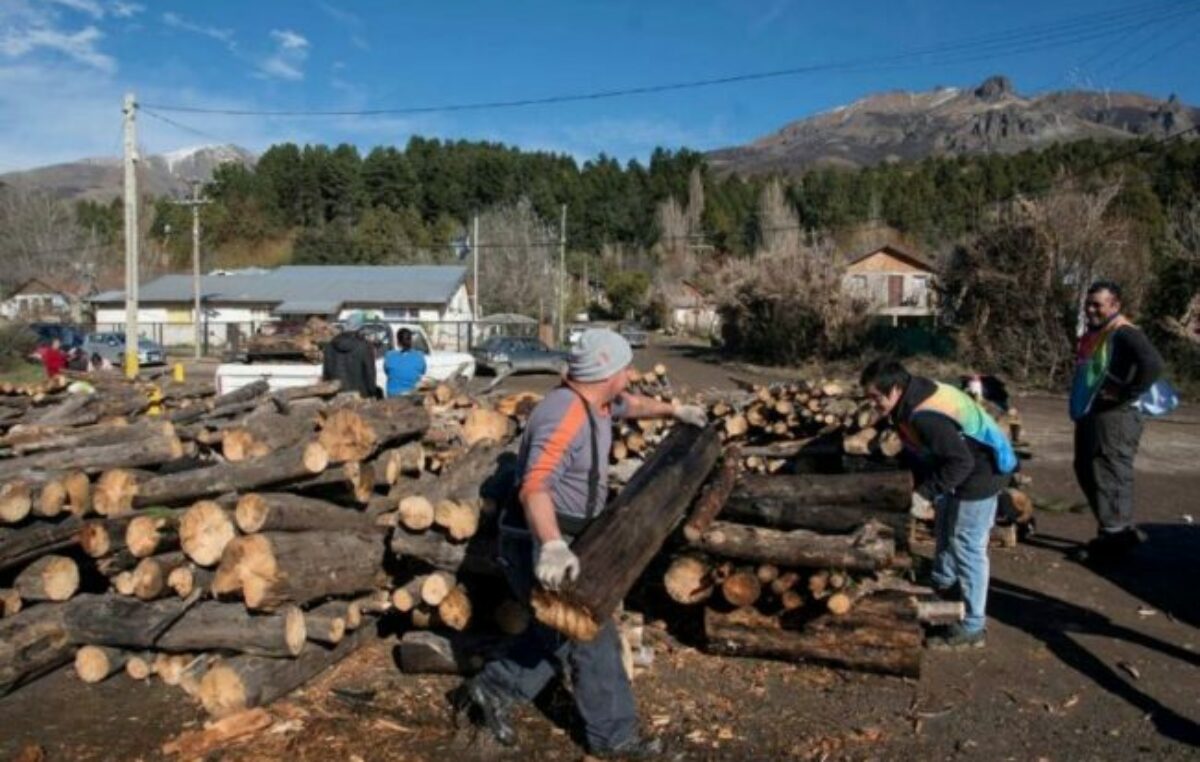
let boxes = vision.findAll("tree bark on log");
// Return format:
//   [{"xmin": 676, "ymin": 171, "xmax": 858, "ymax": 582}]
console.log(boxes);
[
  {"xmin": 59, "ymin": 593, "xmax": 199, "ymax": 648},
  {"xmin": 532, "ymin": 424, "xmax": 722, "ymax": 641},
  {"xmin": 317, "ymin": 399, "xmax": 429, "ymax": 463},
  {"xmin": 14, "ymin": 554, "xmax": 79, "ymax": 601},
  {"xmin": 213, "ymin": 531, "xmax": 385, "ymax": 611},
  {"xmin": 0, "ymin": 426, "xmax": 183, "ymax": 478},
  {"xmin": 0, "ymin": 603, "xmax": 74, "ymax": 694},
  {"xmin": 0, "ymin": 516, "xmax": 82, "ymax": 571},
  {"xmin": 234, "ymin": 493, "xmax": 379, "ymax": 534},
  {"xmin": 197, "ymin": 627, "xmax": 370, "ymax": 717},
  {"xmin": 221, "ymin": 400, "xmax": 323, "ymax": 462},
  {"xmin": 704, "ymin": 601, "xmax": 921, "ymax": 677},
  {"xmin": 4, "ymin": 419, "xmax": 160, "ymax": 457},
  {"xmin": 731, "ymin": 472, "xmax": 911, "ymax": 511},
  {"xmin": 133, "ymin": 441, "xmax": 330, "ymax": 507},
  {"xmin": 721, "ymin": 500, "xmax": 910, "ymax": 536},
  {"xmin": 303, "ymin": 601, "xmax": 347, "ymax": 645},
  {"xmin": 681, "ymin": 448, "xmax": 740, "ymax": 542},
  {"xmin": 388, "ymin": 525, "xmax": 500, "ymax": 576},
  {"xmin": 690, "ymin": 520, "xmax": 895, "ymax": 572},
  {"xmin": 156, "ymin": 601, "xmax": 307, "ymax": 657},
  {"xmin": 169, "ymin": 380, "xmax": 270, "ymax": 425}
]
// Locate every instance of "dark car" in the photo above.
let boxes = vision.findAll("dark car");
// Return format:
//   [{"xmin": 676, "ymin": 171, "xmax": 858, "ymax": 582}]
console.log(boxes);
[
  {"xmin": 471, "ymin": 336, "xmax": 568, "ymax": 377},
  {"xmin": 618, "ymin": 321, "xmax": 649, "ymax": 348}
]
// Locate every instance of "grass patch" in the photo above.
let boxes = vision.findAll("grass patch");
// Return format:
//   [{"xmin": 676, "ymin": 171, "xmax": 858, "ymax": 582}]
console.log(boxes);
[{"xmin": 0, "ymin": 362, "xmax": 49, "ymax": 386}]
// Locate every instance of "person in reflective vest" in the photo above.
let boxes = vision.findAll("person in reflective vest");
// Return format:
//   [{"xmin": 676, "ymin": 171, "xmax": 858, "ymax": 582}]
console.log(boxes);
[
  {"xmin": 1069, "ymin": 280, "xmax": 1163, "ymax": 564},
  {"xmin": 862, "ymin": 358, "xmax": 1015, "ymax": 650}
]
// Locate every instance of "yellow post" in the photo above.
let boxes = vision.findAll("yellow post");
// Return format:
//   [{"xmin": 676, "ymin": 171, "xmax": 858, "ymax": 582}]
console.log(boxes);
[
  {"xmin": 146, "ymin": 385, "xmax": 163, "ymax": 417},
  {"xmin": 173, "ymin": 363, "xmax": 185, "ymax": 383},
  {"xmin": 124, "ymin": 351, "xmax": 139, "ymax": 380}
]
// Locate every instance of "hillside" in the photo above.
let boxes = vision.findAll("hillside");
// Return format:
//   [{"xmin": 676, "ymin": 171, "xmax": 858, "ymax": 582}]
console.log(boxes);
[
  {"xmin": 707, "ymin": 75, "xmax": 1200, "ymax": 174},
  {"xmin": 0, "ymin": 145, "xmax": 256, "ymax": 202}
]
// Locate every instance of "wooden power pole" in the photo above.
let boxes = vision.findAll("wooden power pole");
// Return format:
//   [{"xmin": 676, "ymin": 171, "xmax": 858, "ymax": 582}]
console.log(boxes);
[{"xmin": 558, "ymin": 203, "xmax": 567, "ymax": 346}]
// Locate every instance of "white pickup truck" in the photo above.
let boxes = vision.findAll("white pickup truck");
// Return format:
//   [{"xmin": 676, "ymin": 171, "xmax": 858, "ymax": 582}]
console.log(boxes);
[{"xmin": 215, "ymin": 323, "xmax": 475, "ymax": 396}]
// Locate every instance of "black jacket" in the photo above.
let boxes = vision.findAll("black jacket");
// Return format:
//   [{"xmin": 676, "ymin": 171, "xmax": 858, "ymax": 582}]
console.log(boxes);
[
  {"xmin": 893, "ymin": 376, "xmax": 1008, "ymax": 502},
  {"xmin": 1090, "ymin": 324, "xmax": 1164, "ymax": 415},
  {"xmin": 322, "ymin": 332, "xmax": 377, "ymax": 398}
]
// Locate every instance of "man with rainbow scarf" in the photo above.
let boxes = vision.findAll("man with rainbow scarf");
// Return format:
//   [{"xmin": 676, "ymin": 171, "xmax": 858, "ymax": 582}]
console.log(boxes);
[
  {"xmin": 1070, "ymin": 281, "xmax": 1163, "ymax": 564},
  {"xmin": 862, "ymin": 358, "xmax": 1016, "ymax": 650}
]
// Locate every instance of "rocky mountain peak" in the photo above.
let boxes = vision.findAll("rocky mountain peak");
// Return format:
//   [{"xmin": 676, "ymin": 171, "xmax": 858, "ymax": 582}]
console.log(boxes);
[{"xmin": 974, "ymin": 75, "xmax": 1015, "ymax": 101}]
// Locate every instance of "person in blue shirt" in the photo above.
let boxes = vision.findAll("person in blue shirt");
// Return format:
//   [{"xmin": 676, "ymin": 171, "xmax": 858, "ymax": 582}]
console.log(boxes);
[{"xmin": 384, "ymin": 328, "xmax": 427, "ymax": 397}]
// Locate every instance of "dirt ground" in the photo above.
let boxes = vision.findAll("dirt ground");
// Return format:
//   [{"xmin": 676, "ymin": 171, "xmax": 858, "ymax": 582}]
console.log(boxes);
[{"xmin": 2, "ymin": 340, "xmax": 1198, "ymax": 761}]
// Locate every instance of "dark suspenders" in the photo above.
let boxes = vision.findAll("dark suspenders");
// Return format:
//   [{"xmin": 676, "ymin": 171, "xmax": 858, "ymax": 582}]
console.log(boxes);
[{"xmin": 565, "ymin": 385, "xmax": 601, "ymax": 525}]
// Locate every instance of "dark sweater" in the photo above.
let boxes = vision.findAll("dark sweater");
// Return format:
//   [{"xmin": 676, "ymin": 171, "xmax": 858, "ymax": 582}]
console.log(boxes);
[
  {"xmin": 1090, "ymin": 324, "xmax": 1164, "ymax": 415},
  {"xmin": 322, "ymin": 332, "xmax": 377, "ymax": 398},
  {"xmin": 894, "ymin": 377, "xmax": 1009, "ymax": 502}
]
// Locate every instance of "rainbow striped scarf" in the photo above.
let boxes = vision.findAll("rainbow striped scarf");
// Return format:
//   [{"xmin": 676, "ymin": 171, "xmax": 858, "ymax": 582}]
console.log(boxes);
[{"xmin": 1070, "ymin": 315, "xmax": 1131, "ymax": 421}]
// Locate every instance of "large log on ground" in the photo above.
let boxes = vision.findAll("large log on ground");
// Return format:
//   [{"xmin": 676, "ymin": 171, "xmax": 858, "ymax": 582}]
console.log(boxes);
[
  {"xmin": 388, "ymin": 525, "xmax": 500, "ymax": 575},
  {"xmin": 213, "ymin": 530, "xmax": 385, "ymax": 611},
  {"xmin": 0, "ymin": 425, "xmax": 183, "ymax": 478},
  {"xmin": 169, "ymin": 380, "xmax": 270, "ymax": 425},
  {"xmin": 532, "ymin": 424, "xmax": 721, "ymax": 641},
  {"xmin": 4, "ymin": 418, "xmax": 158, "ymax": 457},
  {"xmin": 197, "ymin": 628, "xmax": 371, "ymax": 717},
  {"xmin": 133, "ymin": 441, "xmax": 330, "ymax": 507},
  {"xmin": 59, "ymin": 593, "xmax": 198, "ymax": 648},
  {"xmin": 235, "ymin": 493, "xmax": 380, "ymax": 534},
  {"xmin": 0, "ymin": 516, "xmax": 81, "ymax": 571},
  {"xmin": 690, "ymin": 520, "xmax": 895, "ymax": 572},
  {"xmin": 156, "ymin": 601, "xmax": 307, "ymax": 657},
  {"xmin": 704, "ymin": 596, "xmax": 923, "ymax": 677}
]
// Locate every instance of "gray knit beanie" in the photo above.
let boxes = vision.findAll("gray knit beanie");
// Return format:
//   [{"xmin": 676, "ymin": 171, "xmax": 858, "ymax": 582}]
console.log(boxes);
[{"xmin": 568, "ymin": 329, "xmax": 633, "ymax": 382}]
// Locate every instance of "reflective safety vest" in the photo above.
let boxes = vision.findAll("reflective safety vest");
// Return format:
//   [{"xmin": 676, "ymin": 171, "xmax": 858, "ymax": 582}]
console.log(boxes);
[
  {"xmin": 898, "ymin": 382, "xmax": 1017, "ymax": 475},
  {"xmin": 1070, "ymin": 315, "xmax": 1132, "ymax": 421}
]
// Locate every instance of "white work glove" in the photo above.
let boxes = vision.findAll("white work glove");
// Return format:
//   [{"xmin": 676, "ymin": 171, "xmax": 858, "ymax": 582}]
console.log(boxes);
[
  {"xmin": 672, "ymin": 403, "xmax": 708, "ymax": 428},
  {"xmin": 910, "ymin": 492, "xmax": 935, "ymax": 521},
  {"xmin": 535, "ymin": 539, "xmax": 580, "ymax": 591}
]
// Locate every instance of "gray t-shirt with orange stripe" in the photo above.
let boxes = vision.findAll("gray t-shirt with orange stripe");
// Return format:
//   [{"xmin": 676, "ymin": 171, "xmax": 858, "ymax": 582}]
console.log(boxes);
[{"xmin": 517, "ymin": 386, "xmax": 626, "ymax": 523}]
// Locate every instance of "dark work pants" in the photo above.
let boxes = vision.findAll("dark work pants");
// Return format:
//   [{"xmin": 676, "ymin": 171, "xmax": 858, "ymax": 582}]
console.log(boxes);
[
  {"xmin": 473, "ymin": 532, "xmax": 638, "ymax": 752},
  {"xmin": 1074, "ymin": 407, "xmax": 1144, "ymax": 534}
]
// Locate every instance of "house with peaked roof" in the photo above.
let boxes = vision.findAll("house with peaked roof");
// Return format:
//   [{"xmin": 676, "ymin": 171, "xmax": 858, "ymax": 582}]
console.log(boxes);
[
  {"xmin": 89, "ymin": 265, "xmax": 473, "ymax": 349},
  {"xmin": 841, "ymin": 244, "xmax": 937, "ymax": 326},
  {"xmin": 659, "ymin": 281, "xmax": 720, "ymax": 336},
  {"xmin": 1, "ymin": 277, "xmax": 93, "ymax": 323}
]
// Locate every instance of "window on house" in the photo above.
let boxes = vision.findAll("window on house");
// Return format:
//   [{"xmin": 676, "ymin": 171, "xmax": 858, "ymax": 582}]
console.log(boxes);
[{"xmin": 382, "ymin": 307, "xmax": 419, "ymax": 321}]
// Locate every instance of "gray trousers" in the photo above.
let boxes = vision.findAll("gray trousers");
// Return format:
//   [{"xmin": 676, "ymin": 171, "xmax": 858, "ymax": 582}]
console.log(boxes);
[
  {"xmin": 1074, "ymin": 406, "xmax": 1144, "ymax": 534},
  {"xmin": 473, "ymin": 532, "xmax": 638, "ymax": 751}
]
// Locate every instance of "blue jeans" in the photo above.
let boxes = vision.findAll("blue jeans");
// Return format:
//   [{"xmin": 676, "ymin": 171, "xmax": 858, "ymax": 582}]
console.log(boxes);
[
  {"xmin": 473, "ymin": 532, "xmax": 638, "ymax": 751},
  {"xmin": 931, "ymin": 494, "xmax": 998, "ymax": 634}
]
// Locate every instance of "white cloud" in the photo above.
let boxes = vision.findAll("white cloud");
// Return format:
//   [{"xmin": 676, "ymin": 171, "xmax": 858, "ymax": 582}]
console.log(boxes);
[
  {"xmin": 110, "ymin": 2, "xmax": 144, "ymax": 19},
  {"xmin": 1, "ymin": 24, "xmax": 115, "ymax": 72},
  {"xmin": 259, "ymin": 29, "xmax": 309, "ymax": 81},
  {"xmin": 161, "ymin": 12, "xmax": 235, "ymax": 48},
  {"xmin": 47, "ymin": 0, "xmax": 105, "ymax": 19},
  {"xmin": 270, "ymin": 29, "xmax": 308, "ymax": 51}
]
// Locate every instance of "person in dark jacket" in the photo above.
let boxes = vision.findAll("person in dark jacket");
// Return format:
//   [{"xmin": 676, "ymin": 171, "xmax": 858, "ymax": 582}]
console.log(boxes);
[
  {"xmin": 1069, "ymin": 281, "xmax": 1164, "ymax": 563},
  {"xmin": 862, "ymin": 359, "xmax": 1016, "ymax": 650},
  {"xmin": 321, "ymin": 313, "xmax": 377, "ymax": 398}
]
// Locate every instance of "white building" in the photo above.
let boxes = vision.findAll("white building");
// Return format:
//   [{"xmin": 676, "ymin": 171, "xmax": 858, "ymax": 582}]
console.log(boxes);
[
  {"xmin": 1, "ymin": 278, "xmax": 91, "ymax": 322},
  {"xmin": 90, "ymin": 265, "xmax": 473, "ymax": 350}
]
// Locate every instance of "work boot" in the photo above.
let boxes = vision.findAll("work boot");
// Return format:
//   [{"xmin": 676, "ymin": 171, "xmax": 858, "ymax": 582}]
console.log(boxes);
[
  {"xmin": 451, "ymin": 680, "xmax": 518, "ymax": 747},
  {"xmin": 926, "ymin": 624, "xmax": 986, "ymax": 651},
  {"xmin": 590, "ymin": 735, "xmax": 665, "ymax": 760},
  {"xmin": 1070, "ymin": 528, "xmax": 1143, "ymax": 565}
]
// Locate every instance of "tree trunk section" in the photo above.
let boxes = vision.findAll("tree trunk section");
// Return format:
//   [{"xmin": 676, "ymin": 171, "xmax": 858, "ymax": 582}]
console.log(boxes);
[
  {"xmin": 397, "ymin": 630, "xmax": 502, "ymax": 675},
  {"xmin": 0, "ymin": 603, "xmax": 74, "ymax": 694},
  {"xmin": 690, "ymin": 520, "xmax": 895, "ymax": 571},
  {"xmin": 0, "ymin": 516, "xmax": 82, "ymax": 571},
  {"xmin": 74, "ymin": 645, "xmax": 128, "ymax": 683},
  {"xmin": 532, "ymin": 424, "xmax": 721, "ymax": 641},
  {"xmin": 14, "ymin": 554, "xmax": 79, "ymax": 601},
  {"xmin": 731, "ymin": 472, "xmax": 910, "ymax": 511},
  {"xmin": 681, "ymin": 448, "xmax": 740, "ymax": 542},
  {"xmin": 134, "ymin": 441, "xmax": 330, "ymax": 507},
  {"xmin": 0, "ymin": 427, "xmax": 183, "ymax": 478},
  {"xmin": 156, "ymin": 601, "xmax": 307, "ymax": 657},
  {"xmin": 235, "ymin": 493, "xmax": 378, "ymax": 534}
]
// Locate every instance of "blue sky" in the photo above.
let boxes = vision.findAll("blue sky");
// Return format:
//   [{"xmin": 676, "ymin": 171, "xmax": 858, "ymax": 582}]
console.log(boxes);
[{"xmin": 1, "ymin": 0, "xmax": 1198, "ymax": 171}]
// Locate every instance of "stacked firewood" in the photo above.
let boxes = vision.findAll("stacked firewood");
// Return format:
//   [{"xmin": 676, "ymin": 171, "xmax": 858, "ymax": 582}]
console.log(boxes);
[
  {"xmin": 0, "ymin": 372, "xmax": 545, "ymax": 717},
  {"xmin": 245, "ymin": 317, "xmax": 338, "ymax": 362}
]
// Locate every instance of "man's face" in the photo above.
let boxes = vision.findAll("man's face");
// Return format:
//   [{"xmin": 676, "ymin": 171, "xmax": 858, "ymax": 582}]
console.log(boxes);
[
  {"xmin": 609, "ymin": 367, "xmax": 631, "ymax": 398},
  {"xmin": 1085, "ymin": 289, "xmax": 1120, "ymax": 329},
  {"xmin": 865, "ymin": 384, "xmax": 902, "ymax": 416}
]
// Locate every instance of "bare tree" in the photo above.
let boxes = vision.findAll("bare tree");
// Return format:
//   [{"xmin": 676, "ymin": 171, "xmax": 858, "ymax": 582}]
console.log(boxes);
[
  {"xmin": 474, "ymin": 198, "xmax": 557, "ymax": 318},
  {"xmin": 0, "ymin": 186, "xmax": 99, "ymax": 294}
]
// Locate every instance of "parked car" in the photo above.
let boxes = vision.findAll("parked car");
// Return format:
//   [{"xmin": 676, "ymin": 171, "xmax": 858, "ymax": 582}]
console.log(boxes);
[
  {"xmin": 618, "ymin": 321, "xmax": 649, "ymax": 348},
  {"xmin": 83, "ymin": 332, "xmax": 166, "ymax": 366},
  {"xmin": 567, "ymin": 322, "xmax": 591, "ymax": 346},
  {"xmin": 30, "ymin": 323, "xmax": 85, "ymax": 351},
  {"xmin": 471, "ymin": 336, "xmax": 569, "ymax": 377}
]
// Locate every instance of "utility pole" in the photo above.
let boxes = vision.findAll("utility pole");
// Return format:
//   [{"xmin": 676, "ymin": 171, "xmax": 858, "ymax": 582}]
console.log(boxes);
[
  {"xmin": 122, "ymin": 93, "xmax": 140, "ymax": 379},
  {"xmin": 471, "ymin": 214, "xmax": 480, "ymax": 321},
  {"xmin": 176, "ymin": 181, "xmax": 211, "ymax": 359},
  {"xmin": 558, "ymin": 203, "xmax": 567, "ymax": 346}
]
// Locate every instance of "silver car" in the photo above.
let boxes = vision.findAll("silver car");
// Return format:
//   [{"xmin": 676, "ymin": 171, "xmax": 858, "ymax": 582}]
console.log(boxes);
[{"xmin": 83, "ymin": 332, "xmax": 167, "ymax": 366}]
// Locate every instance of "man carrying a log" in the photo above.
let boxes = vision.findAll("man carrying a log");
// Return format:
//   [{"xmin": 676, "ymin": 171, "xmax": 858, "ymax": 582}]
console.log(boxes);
[
  {"xmin": 321, "ymin": 313, "xmax": 378, "ymax": 398},
  {"xmin": 455, "ymin": 328, "xmax": 706, "ymax": 757},
  {"xmin": 861, "ymin": 359, "xmax": 1016, "ymax": 650},
  {"xmin": 1068, "ymin": 281, "xmax": 1164, "ymax": 565}
]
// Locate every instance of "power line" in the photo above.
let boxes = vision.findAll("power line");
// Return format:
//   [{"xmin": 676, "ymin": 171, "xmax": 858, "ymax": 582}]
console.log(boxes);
[{"xmin": 140, "ymin": 2, "xmax": 1189, "ymax": 117}]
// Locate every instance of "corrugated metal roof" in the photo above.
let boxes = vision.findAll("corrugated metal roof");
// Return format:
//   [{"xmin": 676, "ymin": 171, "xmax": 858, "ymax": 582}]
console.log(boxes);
[{"xmin": 90, "ymin": 265, "xmax": 466, "ymax": 309}]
